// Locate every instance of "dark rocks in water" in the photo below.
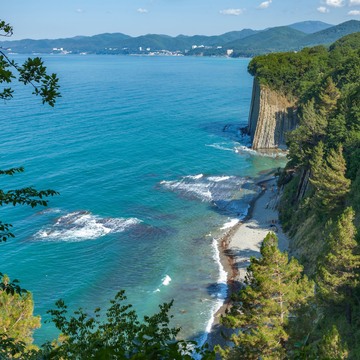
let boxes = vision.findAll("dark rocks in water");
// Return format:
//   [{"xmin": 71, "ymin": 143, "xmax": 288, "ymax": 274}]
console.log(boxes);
[
  {"xmin": 127, "ymin": 204, "xmax": 178, "ymax": 221},
  {"xmin": 222, "ymin": 124, "xmax": 249, "ymax": 136},
  {"xmin": 128, "ymin": 224, "xmax": 176, "ymax": 240}
]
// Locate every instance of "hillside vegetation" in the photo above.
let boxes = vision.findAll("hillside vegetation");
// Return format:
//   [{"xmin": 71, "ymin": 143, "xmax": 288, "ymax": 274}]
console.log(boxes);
[{"xmin": 248, "ymin": 30, "xmax": 360, "ymax": 358}]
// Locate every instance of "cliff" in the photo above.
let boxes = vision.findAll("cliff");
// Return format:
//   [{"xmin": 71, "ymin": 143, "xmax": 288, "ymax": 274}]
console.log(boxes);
[{"xmin": 247, "ymin": 79, "xmax": 299, "ymax": 150}]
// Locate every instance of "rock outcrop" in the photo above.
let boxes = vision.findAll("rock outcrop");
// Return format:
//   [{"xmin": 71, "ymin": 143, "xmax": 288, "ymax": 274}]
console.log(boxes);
[{"xmin": 247, "ymin": 79, "xmax": 299, "ymax": 150}]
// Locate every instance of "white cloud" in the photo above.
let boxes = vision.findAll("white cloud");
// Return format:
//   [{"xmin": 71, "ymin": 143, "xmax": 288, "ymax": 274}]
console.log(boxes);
[
  {"xmin": 317, "ymin": 6, "xmax": 330, "ymax": 12},
  {"xmin": 76, "ymin": 9, "xmax": 84, "ymax": 13},
  {"xmin": 220, "ymin": 8, "xmax": 245, "ymax": 15},
  {"xmin": 324, "ymin": 0, "xmax": 345, "ymax": 7},
  {"xmin": 256, "ymin": 0, "xmax": 272, "ymax": 9},
  {"xmin": 349, "ymin": 0, "xmax": 360, "ymax": 6},
  {"xmin": 137, "ymin": 8, "xmax": 149, "ymax": 13},
  {"xmin": 349, "ymin": 9, "xmax": 360, "ymax": 14}
]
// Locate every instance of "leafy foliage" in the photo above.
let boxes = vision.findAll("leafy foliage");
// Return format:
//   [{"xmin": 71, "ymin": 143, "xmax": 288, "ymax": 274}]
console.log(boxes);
[{"xmin": 0, "ymin": 275, "xmax": 40, "ymax": 353}]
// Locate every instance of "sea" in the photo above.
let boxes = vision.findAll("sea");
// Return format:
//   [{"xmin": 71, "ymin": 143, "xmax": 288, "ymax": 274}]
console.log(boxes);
[{"xmin": 0, "ymin": 55, "xmax": 286, "ymax": 345}]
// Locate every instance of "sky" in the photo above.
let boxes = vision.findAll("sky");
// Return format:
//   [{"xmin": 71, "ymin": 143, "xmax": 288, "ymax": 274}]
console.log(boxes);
[{"xmin": 3, "ymin": 0, "xmax": 360, "ymax": 40}]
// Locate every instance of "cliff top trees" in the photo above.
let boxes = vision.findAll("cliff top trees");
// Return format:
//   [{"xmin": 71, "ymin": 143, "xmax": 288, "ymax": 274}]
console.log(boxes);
[
  {"xmin": 316, "ymin": 207, "xmax": 360, "ymax": 312},
  {"xmin": 309, "ymin": 145, "xmax": 351, "ymax": 215},
  {"xmin": 218, "ymin": 233, "xmax": 314, "ymax": 360}
]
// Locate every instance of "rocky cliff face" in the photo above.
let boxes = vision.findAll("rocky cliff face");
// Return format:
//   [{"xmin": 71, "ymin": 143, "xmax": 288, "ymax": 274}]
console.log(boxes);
[{"xmin": 247, "ymin": 79, "xmax": 299, "ymax": 150}]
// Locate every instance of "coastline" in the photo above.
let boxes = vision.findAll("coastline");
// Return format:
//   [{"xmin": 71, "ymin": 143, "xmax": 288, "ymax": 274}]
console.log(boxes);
[{"xmin": 206, "ymin": 177, "xmax": 289, "ymax": 351}]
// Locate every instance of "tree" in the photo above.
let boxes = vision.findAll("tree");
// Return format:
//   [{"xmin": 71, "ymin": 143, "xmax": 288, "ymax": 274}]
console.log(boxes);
[
  {"xmin": 309, "ymin": 145, "xmax": 351, "ymax": 214},
  {"xmin": 217, "ymin": 233, "xmax": 314, "ymax": 360},
  {"xmin": 4, "ymin": 290, "xmax": 215, "ymax": 360},
  {"xmin": 316, "ymin": 207, "xmax": 360, "ymax": 324},
  {"xmin": 287, "ymin": 99, "xmax": 328, "ymax": 170},
  {"xmin": 317, "ymin": 78, "xmax": 341, "ymax": 116},
  {"xmin": 0, "ymin": 275, "xmax": 40, "ymax": 352},
  {"xmin": 317, "ymin": 325, "xmax": 348, "ymax": 360}
]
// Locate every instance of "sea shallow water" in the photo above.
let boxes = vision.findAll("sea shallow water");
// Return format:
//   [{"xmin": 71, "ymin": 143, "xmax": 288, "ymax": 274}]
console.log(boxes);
[{"xmin": 0, "ymin": 55, "xmax": 286, "ymax": 345}]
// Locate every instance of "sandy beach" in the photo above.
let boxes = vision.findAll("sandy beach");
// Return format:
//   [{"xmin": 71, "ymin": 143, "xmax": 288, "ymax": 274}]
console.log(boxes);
[{"xmin": 206, "ymin": 178, "xmax": 289, "ymax": 351}]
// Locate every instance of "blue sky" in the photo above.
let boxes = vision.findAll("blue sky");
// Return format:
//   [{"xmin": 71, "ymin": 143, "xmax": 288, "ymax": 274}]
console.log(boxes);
[{"xmin": 3, "ymin": 0, "xmax": 360, "ymax": 40}]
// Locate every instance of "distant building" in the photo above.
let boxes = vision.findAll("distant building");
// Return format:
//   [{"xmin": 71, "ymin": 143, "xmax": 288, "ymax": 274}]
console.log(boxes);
[
  {"xmin": 139, "ymin": 47, "xmax": 142, "ymax": 51},
  {"xmin": 146, "ymin": 48, "xmax": 150, "ymax": 51},
  {"xmin": 192, "ymin": 45, "xmax": 197, "ymax": 49},
  {"xmin": 198, "ymin": 45, "xmax": 204, "ymax": 48},
  {"xmin": 217, "ymin": 46, "xmax": 222, "ymax": 49},
  {"xmin": 227, "ymin": 49, "xmax": 234, "ymax": 56}
]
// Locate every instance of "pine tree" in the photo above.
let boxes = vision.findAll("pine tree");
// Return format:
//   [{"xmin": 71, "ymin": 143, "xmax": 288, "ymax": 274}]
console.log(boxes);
[
  {"xmin": 218, "ymin": 233, "xmax": 314, "ymax": 360},
  {"xmin": 316, "ymin": 207, "xmax": 360, "ymax": 323},
  {"xmin": 318, "ymin": 77, "xmax": 341, "ymax": 115},
  {"xmin": 287, "ymin": 99, "xmax": 327, "ymax": 170},
  {"xmin": 310, "ymin": 145, "xmax": 351, "ymax": 214},
  {"xmin": 0, "ymin": 275, "xmax": 40, "ymax": 350},
  {"xmin": 317, "ymin": 325, "xmax": 348, "ymax": 359}
]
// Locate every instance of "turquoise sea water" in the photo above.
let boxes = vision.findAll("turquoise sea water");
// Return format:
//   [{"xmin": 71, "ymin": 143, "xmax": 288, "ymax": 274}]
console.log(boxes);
[{"xmin": 1, "ymin": 55, "xmax": 286, "ymax": 344}]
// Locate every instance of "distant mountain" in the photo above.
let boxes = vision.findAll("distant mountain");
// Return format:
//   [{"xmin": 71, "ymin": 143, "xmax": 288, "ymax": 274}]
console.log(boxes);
[
  {"xmin": 1, "ymin": 32, "xmax": 132, "ymax": 54},
  {"xmin": 0, "ymin": 29, "xmax": 259, "ymax": 54},
  {"xmin": 287, "ymin": 21, "xmax": 333, "ymax": 34},
  {"xmin": 187, "ymin": 27, "xmax": 306, "ymax": 57},
  {"xmin": 292, "ymin": 20, "xmax": 360, "ymax": 48},
  {"xmin": 227, "ymin": 27, "xmax": 306, "ymax": 50},
  {"xmin": 2, "ymin": 20, "xmax": 360, "ymax": 57}
]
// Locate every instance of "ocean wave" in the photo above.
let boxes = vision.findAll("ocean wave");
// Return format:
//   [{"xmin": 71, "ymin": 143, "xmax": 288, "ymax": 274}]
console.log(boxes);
[
  {"xmin": 235, "ymin": 145, "xmax": 287, "ymax": 158},
  {"xmin": 207, "ymin": 175, "xmax": 232, "ymax": 183},
  {"xmin": 197, "ymin": 238, "xmax": 228, "ymax": 349},
  {"xmin": 205, "ymin": 143, "xmax": 234, "ymax": 152},
  {"xmin": 162, "ymin": 275, "xmax": 172, "ymax": 286},
  {"xmin": 33, "ymin": 210, "xmax": 141, "ymax": 242},
  {"xmin": 158, "ymin": 174, "xmax": 246, "ymax": 208},
  {"xmin": 186, "ymin": 174, "xmax": 203, "ymax": 180},
  {"xmin": 221, "ymin": 218, "xmax": 239, "ymax": 230}
]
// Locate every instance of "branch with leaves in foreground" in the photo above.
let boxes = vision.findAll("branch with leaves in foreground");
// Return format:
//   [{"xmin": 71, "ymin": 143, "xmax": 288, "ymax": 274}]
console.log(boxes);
[
  {"xmin": 0, "ymin": 20, "xmax": 61, "ymax": 106},
  {"xmin": 0, "ymin": 289, "xmax": 216, "ymax": 360}
]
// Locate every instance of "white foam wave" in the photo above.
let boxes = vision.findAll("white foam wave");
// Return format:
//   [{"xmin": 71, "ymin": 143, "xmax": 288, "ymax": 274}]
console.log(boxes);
[
  {"xmin": 34, "ymin": 211, "xmax": 141, "ymax": 242},
  {"xmin": 206, "ymin": 144, "xmax": 234, "ymax": 152},
  {"xmin": 207, "ymin": 176, "xmax": 232, "ymax": 183},
  {"xmin": 235, "ymin": 145, "xmax": 287, "ymax": 158},
  {"xmin": 162, "ymin": 275, "xmax": 172, "ymax": 286},
  {"xmin": 186, "ymin": 174, "xmax": 203, "ymax": 180},
  {"xmin": 197, "ymin": 239, "xmax": 228, "ymax": 350},
  {"xmin": 221, "ymin": 218, "xmax": 239, "ymax": 230},
  {"xmin": 160, "ymin": 179, "xmax": 213, "ymax": 202}
]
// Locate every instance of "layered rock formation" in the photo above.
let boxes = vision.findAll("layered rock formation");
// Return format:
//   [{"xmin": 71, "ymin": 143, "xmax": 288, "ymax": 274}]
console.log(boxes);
[{"xmin": 247, "ymin": 79, "xmax": 299, "ymax": 150}]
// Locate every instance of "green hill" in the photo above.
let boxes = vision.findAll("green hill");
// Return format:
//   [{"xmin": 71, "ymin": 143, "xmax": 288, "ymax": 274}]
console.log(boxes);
[
  {"xmin": 0, "ymin": 29, "xmax": 259, "ymax": 54},
  {"xmin": 287, "ymin": 21, "xmax": 333, "ymax": 34},
  {"xmin": 226, "ymin": 27, "xmax": 307, "ymax": 57},
  {"xmin": 292, "ymin": 20, "xmax": 360, "ymax": 49},
  {"xmin": 3, "ymin": 20, "xmax": 360, "ymax": 56},
  {"xmin": 329, "ymin": 30, "xmax": 360, "ymax": 50}
]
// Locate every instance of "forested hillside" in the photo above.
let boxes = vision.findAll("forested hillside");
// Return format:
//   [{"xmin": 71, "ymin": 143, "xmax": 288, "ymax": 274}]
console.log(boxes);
[
  {"xmin": 247, "ymin": 31, "xmax": 360, "ymax": 358},
  {"xmin": 2, "ymin": 20, "xmax": 360, "ymax": 57}
]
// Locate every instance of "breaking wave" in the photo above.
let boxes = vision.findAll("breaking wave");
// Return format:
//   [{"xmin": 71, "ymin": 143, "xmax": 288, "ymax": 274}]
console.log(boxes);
[{"xmin": 33, "ymin": 210, "xmax": 141, "ymax": 242}]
